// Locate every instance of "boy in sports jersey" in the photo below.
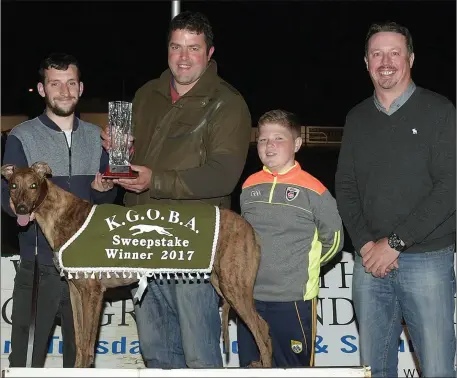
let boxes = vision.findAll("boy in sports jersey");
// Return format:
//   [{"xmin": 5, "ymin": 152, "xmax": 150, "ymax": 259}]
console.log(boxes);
[{"xmin": 238, "ymin": 109, "xmax": 343, "ymax": 367}]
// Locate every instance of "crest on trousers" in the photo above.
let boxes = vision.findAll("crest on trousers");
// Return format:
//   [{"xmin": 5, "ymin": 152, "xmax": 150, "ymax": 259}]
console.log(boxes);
[
  {"xmin": 291, "ymin": 340, "xmax": 303, "ymax": 354},
  {"xmin": 285, "ymin": 187, "xmax": 300, "ymax": 202}
]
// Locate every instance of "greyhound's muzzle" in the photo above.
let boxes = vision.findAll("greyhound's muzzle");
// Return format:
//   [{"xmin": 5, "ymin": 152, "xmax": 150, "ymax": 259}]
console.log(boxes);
[{"xmin": 15, "ymin": 204, "xmax": 32, "ymax": 227}]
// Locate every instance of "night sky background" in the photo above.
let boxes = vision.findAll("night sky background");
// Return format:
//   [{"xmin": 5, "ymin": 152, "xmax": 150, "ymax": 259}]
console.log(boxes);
[
  {"xmin": 1, "ymin": 1, "xmax": 456, "ymax": 253},
  {"xmin": 2, "ymin": 0, "xmax": 456, "ymax": 126}
]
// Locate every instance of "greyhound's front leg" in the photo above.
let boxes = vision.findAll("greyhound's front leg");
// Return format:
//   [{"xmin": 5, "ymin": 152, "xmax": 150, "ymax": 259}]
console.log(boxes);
[
  {"xmin": 69, "ymin": 279, "xmax": 105, "ymax": 367},
  {"xmin": 83, "ymin": 287, "xmax": 104, "ymax": 368},
  {"xmin": 68, "ymin": 281, "xmax": 84, "ymax": 367}
]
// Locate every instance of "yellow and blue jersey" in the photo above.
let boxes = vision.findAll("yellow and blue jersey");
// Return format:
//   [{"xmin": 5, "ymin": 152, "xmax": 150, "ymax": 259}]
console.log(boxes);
[{"xmin": 240, "ymin": 162, "xmax": 343, "ymax": 302}]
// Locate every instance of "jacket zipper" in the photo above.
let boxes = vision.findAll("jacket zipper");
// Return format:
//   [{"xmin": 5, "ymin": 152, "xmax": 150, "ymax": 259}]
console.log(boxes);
[
  {"xmin": 268, "ymin": 175, "xmax": 278, "ymax": 203},
  {"xmin": 64, "ymin": 131, "xmax": 72, "ymax": 189}
]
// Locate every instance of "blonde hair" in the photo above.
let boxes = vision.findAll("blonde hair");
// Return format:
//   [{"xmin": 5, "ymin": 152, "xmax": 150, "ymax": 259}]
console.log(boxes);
[{"xmin": 258, "ymin": 109, "xmax": 301, "ymax": 138}]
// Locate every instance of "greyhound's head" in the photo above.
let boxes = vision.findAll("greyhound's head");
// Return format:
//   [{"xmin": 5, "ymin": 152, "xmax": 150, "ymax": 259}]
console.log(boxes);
[{"xmin": 1, "ymin": 162, "xmax": 52, "ymax": 226}]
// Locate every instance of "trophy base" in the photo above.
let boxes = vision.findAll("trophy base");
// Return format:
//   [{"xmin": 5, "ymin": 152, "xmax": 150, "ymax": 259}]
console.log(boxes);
[{"xmin": 102, "ymin": 166, "xmax": 138, "ymax": 180}]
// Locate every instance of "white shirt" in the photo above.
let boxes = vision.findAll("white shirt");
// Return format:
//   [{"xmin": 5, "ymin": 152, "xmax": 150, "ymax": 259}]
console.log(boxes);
[{"xmin": 63, "ymin": 130, "xmax": 72, "ymax": 147}]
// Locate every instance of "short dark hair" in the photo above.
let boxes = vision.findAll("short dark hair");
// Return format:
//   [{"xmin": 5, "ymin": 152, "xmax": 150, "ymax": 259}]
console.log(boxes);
[
  {"xmin": 258, "ymin": 109, "xmax": 302, "ymax": 139},
  {"xmin": 365, "ymin": 21, "xmax": 414, "ymax": 57},
  {"xmin": 168, "ymin": 11, "xmax": 214, "ymax": 53},
  {"xmin": 38, "ymin": 53, "xmax": 81, "ymax": 83}
]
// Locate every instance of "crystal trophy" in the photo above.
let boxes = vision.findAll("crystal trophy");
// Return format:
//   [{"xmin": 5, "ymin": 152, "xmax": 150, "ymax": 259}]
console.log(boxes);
[{"xmin": 102, "ymin": 101, "xmax": 137, "ymax": 179}]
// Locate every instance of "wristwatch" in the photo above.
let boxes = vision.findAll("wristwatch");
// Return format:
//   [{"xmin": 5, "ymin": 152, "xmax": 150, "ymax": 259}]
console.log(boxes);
[{"xmin": 388, "ymin": 233, "xmax": 407, "ymax": 252}]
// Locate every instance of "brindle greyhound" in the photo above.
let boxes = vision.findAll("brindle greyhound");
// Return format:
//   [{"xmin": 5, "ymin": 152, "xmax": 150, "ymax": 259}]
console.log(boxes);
[{"xmin": 2, "ymin": 162, "xmax": 272, "ymax": 368}]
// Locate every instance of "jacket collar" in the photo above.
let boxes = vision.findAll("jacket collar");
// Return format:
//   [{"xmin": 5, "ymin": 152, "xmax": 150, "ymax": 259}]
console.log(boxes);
[
  {"xmin": 38, "ymin": 112, "xmax": 80, "ymax": 132},
  {"xmin": 156, "ymin": 59, "xmax": 219, "ymax": 99},
  {"xmin": 262, "ymin": 161, "xmax": 301, "ymax": 177}
]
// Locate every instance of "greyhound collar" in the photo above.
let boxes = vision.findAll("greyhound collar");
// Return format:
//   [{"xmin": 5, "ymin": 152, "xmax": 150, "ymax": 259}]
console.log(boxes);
[{"xmin": 31, "ymin": 180, "xmax": 48, "ymax": 213}]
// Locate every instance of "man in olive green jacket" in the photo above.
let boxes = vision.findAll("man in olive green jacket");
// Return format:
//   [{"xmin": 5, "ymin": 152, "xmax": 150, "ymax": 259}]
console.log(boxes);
[
  {"xmin": 123, "ymin": 59, "xmax": 250, "ymax": 210},
  {"xmin": 111, "ymin": 11, "xmax": 251, "ymax": 368}
]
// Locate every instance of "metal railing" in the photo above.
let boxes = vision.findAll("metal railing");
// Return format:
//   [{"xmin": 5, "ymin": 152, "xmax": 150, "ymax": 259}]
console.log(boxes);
[{"xmin": 250, "ymin": 126, "xmax": 343, "ymax": 147}]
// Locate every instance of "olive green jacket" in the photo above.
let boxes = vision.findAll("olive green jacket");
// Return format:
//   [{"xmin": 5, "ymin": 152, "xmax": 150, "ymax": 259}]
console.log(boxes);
[{"xmin": 124, "ymin": 60, "xmax": 252, "ymax": 209}]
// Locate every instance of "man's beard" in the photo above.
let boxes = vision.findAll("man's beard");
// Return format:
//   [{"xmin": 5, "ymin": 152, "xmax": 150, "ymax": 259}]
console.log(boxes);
[{"xmin": 45, "ymin": 96, "xmax": 78, "ymax": 117}]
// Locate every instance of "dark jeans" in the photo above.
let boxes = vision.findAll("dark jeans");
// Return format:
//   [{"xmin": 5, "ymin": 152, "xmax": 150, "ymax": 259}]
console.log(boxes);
[
  {"xmin": 237, "ymin": 298, "xmax": 316, "ymax": 367},
  {"xmin": 9, "ymin": 259, "xmax": 76, "ymax": 367}
]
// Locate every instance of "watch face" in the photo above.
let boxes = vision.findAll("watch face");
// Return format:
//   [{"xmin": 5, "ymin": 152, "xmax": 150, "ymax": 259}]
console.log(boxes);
[{"xmin": 388, "ymin": 234, "xmax": 403, "ymax": 251}]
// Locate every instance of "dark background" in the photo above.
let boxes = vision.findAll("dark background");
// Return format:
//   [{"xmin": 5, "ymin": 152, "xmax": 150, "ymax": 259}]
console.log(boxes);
[
  {"xmin": 2, "ymin": 1, "xmax": 456, "ymax": 120},
  {"xmin": 1, "ymin": 0, "xmax": 456, "ymax": 254}
]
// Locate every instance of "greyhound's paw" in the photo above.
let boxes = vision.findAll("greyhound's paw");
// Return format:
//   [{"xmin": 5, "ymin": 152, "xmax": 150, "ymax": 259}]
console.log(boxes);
[{"xmin": 248, "ymin": 360, "xmax": 263, "ymax": 368}]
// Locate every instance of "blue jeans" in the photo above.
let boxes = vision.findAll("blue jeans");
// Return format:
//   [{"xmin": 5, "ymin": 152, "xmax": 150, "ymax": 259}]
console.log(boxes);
[
  {"xmin": 132, "ymin": 278, "xmax": 223, "ymax": 368},
  {"xmin": 353, "ymin": 245, "xmax": 456, "ymax": 377}
]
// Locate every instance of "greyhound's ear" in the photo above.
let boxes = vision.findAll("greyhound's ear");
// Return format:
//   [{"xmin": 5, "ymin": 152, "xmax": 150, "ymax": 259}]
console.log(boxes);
[
  {"xmin": 31, "ymin": 162, "xmax": 52, "ymax": 178},
  {"xmin": 1, "ymin": 164, "xmax": 16, "ymax": 181}
]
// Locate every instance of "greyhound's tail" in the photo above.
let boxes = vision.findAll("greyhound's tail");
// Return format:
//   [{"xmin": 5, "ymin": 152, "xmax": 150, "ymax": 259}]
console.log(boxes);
[{"xmin": 221, "ymin": 299, "xmax": 231, "ymax": 354}]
